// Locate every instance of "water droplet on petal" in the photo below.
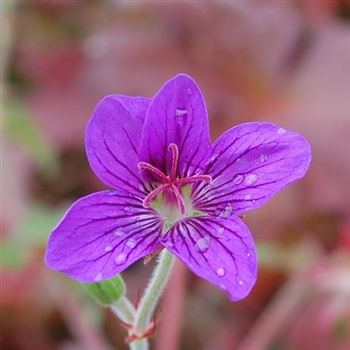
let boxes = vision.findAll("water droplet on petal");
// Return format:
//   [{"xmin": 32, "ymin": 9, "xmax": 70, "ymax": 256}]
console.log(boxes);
[
  {"xmin": 186, "ymin": 88, "xmax": 192, "ymax": 95},
  {"xmin": 217, "ymin": 227, "xmax": 225, "ymax": 235},
  {"xmin": 114, "ymin": 229, "xmax": 124, "ymax": 237},
  {"xmin": 220, "ymin": 203, "xmax": 232, "ymax": 218},
  {"xmin": 107, "ymin": 190, "xmax": 117, "ymax": 196},
  {"xmin": 209, "ymin": 155, "xmax": 216, "ymax": 163},
  {"xmin": 104, "ymin": 246, "xmax": 113, "ymax": 252},
  {"xmin": 238, "ymin": 280, "xmax": 244, "ymax": 286},
  {"xmin": 244, "ymin": 173, "xmax": 258, "ymax": 185},
  {"xmin": 246, "ymin": 252, "xmax": 251, "ymax": 257},
  {"xmin": 259, "ymin": 154, "xmax": 268, "ymax": 163},
  {"xmin": 175, "ymin": 108, "xmax": 187, "ymax": 117},
  {"xmin": 126, "ymin": 239, "xmax": 136, "ymax": 249},
  {"xmin": 196, "ymin": 235, "xmax": 211, "ymax": 252},
  {"xmin": 94, "ymin": 272, "xmax": 103, "ymax": 282},
  {"xmin": 219, "ymin": 283, "xmax": 226, "ymax": 290},
  {"xmin": 244, "ymin": 194, "xmax": 252, "ymax": 200},
  {"xmin": 277, "ymin": 127, "xmax": 286, "ymax": 135},
  {"xmin": 124, "ymin": 207, "xmax": 133, "ymax": 213},
  {"xmin": 114, "ymin": 253, "xmax": 126, "ymax": 265},
  {"xmin": 233, "ymin": 174, "xmax": 244, "ymax": 185},
  {"xmin": 165, "ymin": 241, "xmax": 174, "ymax": 248},
  {"xmin": 216, "ymin": 267, "xmax": 226, "ymax": 277}
]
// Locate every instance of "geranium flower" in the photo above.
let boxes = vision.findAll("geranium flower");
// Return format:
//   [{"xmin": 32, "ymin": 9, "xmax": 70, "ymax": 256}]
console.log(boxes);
[{"xmin": 45, "ymin": 74, "xmax": 311, "ymax": 301}]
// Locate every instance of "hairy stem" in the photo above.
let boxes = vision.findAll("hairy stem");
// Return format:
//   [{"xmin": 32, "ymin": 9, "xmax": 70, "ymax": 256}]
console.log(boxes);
[
  {"xmin": 111, "ymin": 295, "xmax": 149, "ymax": 350},
  {"xmin": 110, "ymin": 295, "xmax": 136, "ymax": 324},
  {"xmin": 132, "ymin": 249, "xmax": 175, "ymax": 342}
]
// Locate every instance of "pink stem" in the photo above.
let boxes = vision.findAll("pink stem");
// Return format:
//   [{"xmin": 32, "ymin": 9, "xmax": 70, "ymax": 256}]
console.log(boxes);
[
  {"xmin": 237, "ymin": 274, "xmax": 308, "ymax": 350},
  {"xmin": 155, "ymin": 261, "xmax": 187, "ymax": 350}
]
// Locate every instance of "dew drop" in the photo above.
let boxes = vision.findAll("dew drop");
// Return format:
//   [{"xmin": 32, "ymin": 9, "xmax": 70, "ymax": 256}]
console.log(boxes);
[
  {"xmin": 165, "ymin": 241, "xmax": 174, "ymax": 248},
  {"xmin": 217, "ymin": 227, "xmax": 225, "ymax": 235},
  {"xmin": 277, "ymin": 127, "xmax": 286, "ymax": 135},
  {"xmin": 114, "ymin": 229, "xmax": 124, "ymax": 237},
  {"xmin": 244, "ymin": 194, "xmax": 252, "ymax": 200},
  {"xmin": 104, "ymin": 246, "xmax": 113, "ymax": 252},
  {"xmin": 175, "ymin": 108, "xmax": 187, "ymax": 117},
  {"xmin": 219, "ymin": 283, "xmax": 226, "ymax": 290},
  {"xmin": 126, "ymin": 239, "xmax": 136, "ymax": 249},
  {"xmin": 244, "ymin": 173, "xmax": 258, "ymax": 185},
  {"xmin": 216, "ymin": 267, "xmax": 226, "ymax": 277},
  {"xmin": 114, "ymin": 253, "xmax": 126, "ymax": 265},
  {"xmin": 94, "ymin": 272, "xmax": 103, "ymax": 282},
  {"xmin": 259, "ymin": 154, "xmax": 268, "ymax": 163},
  {"xmin": 209, "ymin": 155, "xmax": 216, "ymax": 163},
  {"xmin": 186, "ymin": 88, "xmax": 192, "ymax": 95},
  {"xmin": 124, "ymin": 207, "xmax": 133, "ymax": 213},
  {"xmin": 219, "ymin": 203, "xmax": 232, "ymax": 218},
  {"xmin": 232, "ymin": 174, "xmax": 244, "ymax": 185},
  {"xmin": 196, "ymin": 235, "xmax": 211, "ymax": 252},
  {"xmin": 238, "ymin": 280, "xmax": 244, "ymax": 286},
  {"xmin": 246, "ymin": 252, "xmax": 251, "ymax": 257},
  {"xmin": 107, "ymin": 190, "xmax": 117, "ymax": 196}
]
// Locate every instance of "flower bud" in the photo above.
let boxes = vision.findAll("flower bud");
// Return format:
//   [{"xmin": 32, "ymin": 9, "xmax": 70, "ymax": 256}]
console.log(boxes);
[{"xmin": 83, "ymin": 275, "xmax": 126, "ymax": 306}]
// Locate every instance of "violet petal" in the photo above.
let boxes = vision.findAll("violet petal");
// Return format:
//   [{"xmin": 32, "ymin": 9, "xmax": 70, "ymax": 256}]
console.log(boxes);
[
  {"xmin": 192, "ymin": 122, "xmax": 311, "ymax": 215},
  {"xmin": 45, "ymin": 190, "xmax": 162, "ymax": 282},
  {"xmin": 86, "ymin": 95, "xmax": 151, "ymax": 194},
  {"xmin": 140, "ymin": 74, "xmax": 212, "ymax": 180},
  {"xmin": 161, "ymin": 216, "xmax": 257, "ymax": 301}
]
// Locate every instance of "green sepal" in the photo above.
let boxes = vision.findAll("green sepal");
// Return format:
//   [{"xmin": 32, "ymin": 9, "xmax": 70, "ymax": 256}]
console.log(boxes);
[{"xmin": 83, "ymin": 275, "xmax": 126, "ymax": 306}]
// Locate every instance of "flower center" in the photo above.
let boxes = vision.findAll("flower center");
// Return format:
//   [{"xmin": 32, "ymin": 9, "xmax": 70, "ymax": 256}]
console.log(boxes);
[{"xmin": 138, "ymin": 143, "xmax": 212, "ymax": 215}]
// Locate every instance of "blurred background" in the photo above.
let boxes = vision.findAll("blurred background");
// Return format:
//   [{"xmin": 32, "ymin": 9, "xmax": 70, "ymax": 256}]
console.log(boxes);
[{"xmin": 2, "ymin": 1, "xmax": 350, "ymax": 349}]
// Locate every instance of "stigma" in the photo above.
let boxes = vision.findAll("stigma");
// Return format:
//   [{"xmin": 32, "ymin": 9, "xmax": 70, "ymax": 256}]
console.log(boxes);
[{"xmin": 138, "ymin": 143, "xmax": 212, "ymax": 214}]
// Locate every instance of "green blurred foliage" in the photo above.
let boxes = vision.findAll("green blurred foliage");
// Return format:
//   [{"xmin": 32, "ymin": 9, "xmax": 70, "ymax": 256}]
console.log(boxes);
[
  {"xmin": 3, "ymin": 204, "xmax": 65, "ymax": 267},
  {"xmin": 5, "ymin": 102, "xmax": 58, "ymax": 173}
]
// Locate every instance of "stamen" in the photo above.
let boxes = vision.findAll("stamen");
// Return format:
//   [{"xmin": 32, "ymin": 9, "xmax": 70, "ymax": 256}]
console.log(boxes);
[
  {"xmin": 139, "ymin": 144, "xmax": 212, "ymax": 214},
  {"xmin": 175, "ymin": 175, "xmax": 212, "ymax": 186},
  {"xmin": 171, "ymin": 185, "xmax": 186, "ymax": 215},
  {"xmin": 138, "ymin": 162, "xmax": 169, "ymax": 183},
  {"xmin": 143, "ymin": 183, "xmax": 170, "ymax": 208},
  {"xmin": 168, "ymin": 143, "xmax": 179, "ymax": 181}
]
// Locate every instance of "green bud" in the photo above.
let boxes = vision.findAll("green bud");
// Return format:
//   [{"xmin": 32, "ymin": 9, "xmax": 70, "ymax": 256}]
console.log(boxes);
[{"xmin": 83, "ymin": 275, "xmax": 126, "ymax": 306}]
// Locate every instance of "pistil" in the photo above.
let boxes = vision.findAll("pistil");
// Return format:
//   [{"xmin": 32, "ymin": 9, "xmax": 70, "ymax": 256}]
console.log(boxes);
[{"xmin": 138, "ymin": 143, "xmax": 212, "ymax": 214}]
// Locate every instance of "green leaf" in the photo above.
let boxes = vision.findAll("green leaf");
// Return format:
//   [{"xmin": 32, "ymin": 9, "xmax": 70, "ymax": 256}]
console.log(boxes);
[
  {"xmin": 4, "ymin": 102, "xmax": 57, "ymax": 172},
  {"xmin": 2, "ymin": 204, "xmax": 66, "ymax": 268},
  {"xmin": 83, "ymin": 275, "xmax": 126, "ymax": 306}
]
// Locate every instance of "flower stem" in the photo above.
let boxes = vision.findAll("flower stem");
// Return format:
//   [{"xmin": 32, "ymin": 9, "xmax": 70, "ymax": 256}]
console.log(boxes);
[
  {"xmin": 110, "ymin": 295, "xmax": 136, "ymax": 324},
  {"xmin": 130, "ymin": 339, "xmax": 149, "ymax": 350},
  {"xmin": 111, "ymin": 296, "xmax": 148, "ymax": 350},
  {"xmin": 132, "ymin": 249, "xmax": 175, "ymax": 342}
]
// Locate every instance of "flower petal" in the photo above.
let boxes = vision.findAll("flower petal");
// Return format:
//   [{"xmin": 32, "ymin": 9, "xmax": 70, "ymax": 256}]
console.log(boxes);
[
  {"xmin": 140, "ymin": 74, "xmax": 212, "ymax": 179},
  {"xmin": 161, "ymin": 216, "xmax": 257, "ymax": 301},
  {"xmin": 86, "ymin": 95, "xmax": 151, "ymax": 194},
  {"xmin": 45, "ymin": 190, "xmax": 162, "ymax": 282},
  {"xmin": 192, "ymin": 122, "xmax": 311, "ymax": 215}
]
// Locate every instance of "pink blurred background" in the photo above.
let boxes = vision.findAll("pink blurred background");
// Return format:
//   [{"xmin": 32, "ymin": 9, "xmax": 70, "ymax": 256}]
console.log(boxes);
[{"xmin": 2, "ymin": 1, "xmax": 350, "ymax": 350}]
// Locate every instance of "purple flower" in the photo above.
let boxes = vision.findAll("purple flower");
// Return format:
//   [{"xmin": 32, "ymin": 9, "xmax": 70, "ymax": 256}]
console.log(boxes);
[{"xmin": 45, "ymin": 74, "xmax": 311, "ymax": 301}]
